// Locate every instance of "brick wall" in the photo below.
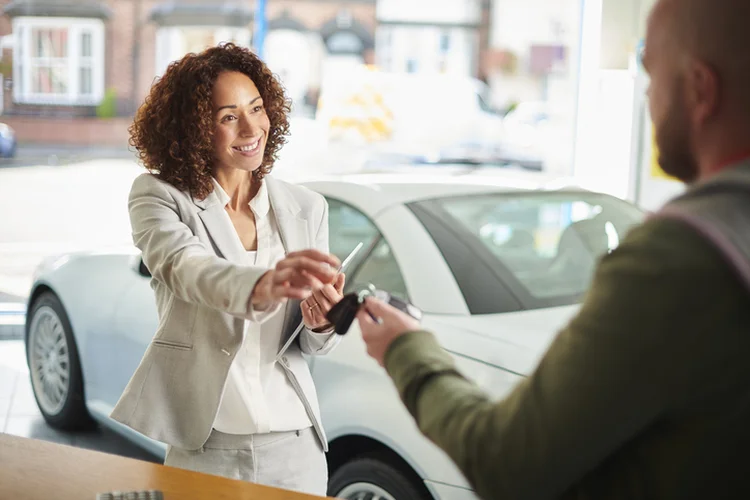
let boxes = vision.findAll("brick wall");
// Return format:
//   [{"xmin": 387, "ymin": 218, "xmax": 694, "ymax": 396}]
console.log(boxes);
[{"xmin": 2, "ymin": 115, "xmax": 132, "ymax": 147}]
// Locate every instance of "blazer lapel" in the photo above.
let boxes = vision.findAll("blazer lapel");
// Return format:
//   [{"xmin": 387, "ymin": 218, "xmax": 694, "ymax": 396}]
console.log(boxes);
[
  {"xmin": 266, "ymin": 176, "xmax": 310, "ymax": 253},
  {"xmin": 266, "ymin": 176, "xmax": 311, "ymax": 343},
  {"xmin": 194, "ymin": 191, "xmax": 247, "ymax": 265}
]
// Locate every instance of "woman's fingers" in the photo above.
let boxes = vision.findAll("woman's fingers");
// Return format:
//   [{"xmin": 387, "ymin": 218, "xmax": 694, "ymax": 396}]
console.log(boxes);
[
  {"xmin": 276, "ymin": 251, "xmax": 339, "ymax": 284},
  {"xmin": 318, "ymin": 284, "xmax": 341, "ymax": 305},
  {"xmin": 311, "ymin": 288, "xmax": 334, "ymax": 312}
]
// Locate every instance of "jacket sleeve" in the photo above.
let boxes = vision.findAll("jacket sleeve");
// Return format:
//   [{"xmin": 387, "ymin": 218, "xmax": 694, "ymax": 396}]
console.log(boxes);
[
  {"xmin": 384, "ymin": 218, "xmax": 740, "ymax": 499},
  {"xmin": 299, "ymin": 194, "xmax": 342, "ymax": 355},
  {"xmin": 129, "ymin": 174, "xmax": 267, "ymax": 319}
]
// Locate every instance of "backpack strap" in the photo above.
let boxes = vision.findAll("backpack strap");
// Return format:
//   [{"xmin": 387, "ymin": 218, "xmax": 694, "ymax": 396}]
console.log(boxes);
[{"xmin": 655, "ymin": 206, "xmax": 750, "ymax": 293}]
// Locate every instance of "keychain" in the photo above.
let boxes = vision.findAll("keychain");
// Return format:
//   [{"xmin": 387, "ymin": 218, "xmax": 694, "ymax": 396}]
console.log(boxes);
[{"xmin": 326, "ymin": 284, "xmax": 422, "ymax": 335}]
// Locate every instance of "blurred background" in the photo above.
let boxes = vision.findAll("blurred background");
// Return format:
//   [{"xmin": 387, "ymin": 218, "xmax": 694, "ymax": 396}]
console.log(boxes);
[
  {"xmin": 0, "ymin": 0, "xmax": 682, "ymax": 303},
  {"xmin": 0, "ymin": 0, "xmax": 686, "ymax": 488}
]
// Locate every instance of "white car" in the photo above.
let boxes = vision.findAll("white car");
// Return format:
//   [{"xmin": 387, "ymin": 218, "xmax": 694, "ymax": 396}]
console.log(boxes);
[{"xmin": 24, "ymin": 172, "xmax": 644, "ymax": 500}]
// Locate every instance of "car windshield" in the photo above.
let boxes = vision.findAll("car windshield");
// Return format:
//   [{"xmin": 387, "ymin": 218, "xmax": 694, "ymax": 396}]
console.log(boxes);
[{"xmin": 423, "ymin": 192, "xmax": 644, "ymax": 307}]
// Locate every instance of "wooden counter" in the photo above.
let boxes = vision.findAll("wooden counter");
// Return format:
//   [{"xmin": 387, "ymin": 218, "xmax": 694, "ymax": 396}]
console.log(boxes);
[{"xmin": 0, "ymin": 433, "xmax": 328, "ymax": 499}]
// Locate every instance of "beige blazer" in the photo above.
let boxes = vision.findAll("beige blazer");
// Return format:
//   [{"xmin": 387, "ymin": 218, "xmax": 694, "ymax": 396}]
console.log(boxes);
[{"xmin": 110, "ymin": 173, "xmax": 340, "ymax": 451}]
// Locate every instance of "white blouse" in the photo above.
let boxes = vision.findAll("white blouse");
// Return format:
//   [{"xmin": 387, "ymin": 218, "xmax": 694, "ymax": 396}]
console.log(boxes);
[{"xmin": 211, "ymin": 179, "xmax": 312, "ymax": 435}]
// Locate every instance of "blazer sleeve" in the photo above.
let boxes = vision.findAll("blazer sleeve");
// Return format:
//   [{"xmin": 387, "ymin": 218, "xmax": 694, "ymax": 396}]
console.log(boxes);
[
  {"xmin": 299, "ymin": 194, "xmax": 342, "ymax": 355},
  {"xmin": 129, "ymin": 174, "xmax": 266, "ymax": 319}
]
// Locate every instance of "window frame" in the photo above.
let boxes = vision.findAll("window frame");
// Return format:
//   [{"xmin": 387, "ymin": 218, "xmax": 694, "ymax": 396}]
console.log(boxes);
[{"xmin": 12, "ymin": 16, "xmax": 105, "ymax": 106}]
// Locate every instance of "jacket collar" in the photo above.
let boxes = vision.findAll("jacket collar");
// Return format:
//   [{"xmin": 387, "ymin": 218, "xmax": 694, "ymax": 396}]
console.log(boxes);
[
  {"xmin": 192, "ymin": 176, "xmax": 300, "ymax": 216},
  {"xmin": 192, "ymin": 175, "xmax": 308, "ymax": 264},
  {"xmin": 208, "ymin": 177, "xmax": 271, "ymax": 218}
]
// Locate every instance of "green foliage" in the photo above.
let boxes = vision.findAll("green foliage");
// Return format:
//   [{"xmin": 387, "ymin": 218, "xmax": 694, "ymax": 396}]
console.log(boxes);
[{"xmin": 96, "ymin": 88, "xmax": 118, "ymax": 118}]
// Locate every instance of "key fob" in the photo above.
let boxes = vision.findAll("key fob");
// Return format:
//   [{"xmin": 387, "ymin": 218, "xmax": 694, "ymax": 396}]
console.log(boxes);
[
  {"xmin": 326, "ymin": 293, "xmax": 361, "ymax": 335},
  {"xmin": 326, "ymin": 288, "xmax": 422, "ymax": 335}
]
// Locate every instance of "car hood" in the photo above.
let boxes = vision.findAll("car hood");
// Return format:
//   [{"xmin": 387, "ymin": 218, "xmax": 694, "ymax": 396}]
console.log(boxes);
[{"xmin": 426, "ymin": 305, "xmax": 580, "ymax": 376}]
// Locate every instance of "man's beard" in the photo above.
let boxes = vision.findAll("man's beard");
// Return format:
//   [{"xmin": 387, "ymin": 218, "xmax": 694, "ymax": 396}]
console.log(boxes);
[{"xmin": 655, "ymin": 83, "xmax": 700, "ymax": 184}]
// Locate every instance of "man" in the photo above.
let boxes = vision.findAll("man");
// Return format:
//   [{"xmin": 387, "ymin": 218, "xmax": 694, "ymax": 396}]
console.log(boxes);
[{"xmin": 357, "ymin": 0, "xmax": 750, "ymax": 498}]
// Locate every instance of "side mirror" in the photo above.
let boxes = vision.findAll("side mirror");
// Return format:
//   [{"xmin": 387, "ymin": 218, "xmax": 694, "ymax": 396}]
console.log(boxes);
[{"xmin": 138, "ymin": 257, "xmax": 151, "ymax": 278}]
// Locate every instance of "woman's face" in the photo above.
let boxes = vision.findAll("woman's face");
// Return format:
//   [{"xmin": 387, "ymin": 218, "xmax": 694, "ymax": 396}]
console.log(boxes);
[{"xmin": 211, "ymin": 70, "xmax": 270, "ymax": 175}]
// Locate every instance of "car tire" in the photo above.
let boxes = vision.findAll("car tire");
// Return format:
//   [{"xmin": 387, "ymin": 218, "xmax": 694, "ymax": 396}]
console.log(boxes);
[
  {"xmin": 329, "ymin": 455, "xmax": 430, "ymax": 500},
  {"xmin": 26, "ymin": 292, "xmax": 94, "ymax": 430}
]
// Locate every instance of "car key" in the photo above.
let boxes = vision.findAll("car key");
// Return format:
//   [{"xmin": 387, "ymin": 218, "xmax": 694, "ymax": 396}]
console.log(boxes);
[{"xmin": 326, "ymin": 286, "xmax": 422, "ymax": 335}]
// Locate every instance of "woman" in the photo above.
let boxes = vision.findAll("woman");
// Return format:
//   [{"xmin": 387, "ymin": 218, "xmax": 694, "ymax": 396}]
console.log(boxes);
[{"xmin": 110, "ymin": 43, "xmax": 344, "ymax": 496}]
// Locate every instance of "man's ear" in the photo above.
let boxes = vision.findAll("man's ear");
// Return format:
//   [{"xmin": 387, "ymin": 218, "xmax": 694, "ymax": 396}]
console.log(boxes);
[{"xmin": 687, "ymin": 59, "xmax": 720, "ymax": 126}]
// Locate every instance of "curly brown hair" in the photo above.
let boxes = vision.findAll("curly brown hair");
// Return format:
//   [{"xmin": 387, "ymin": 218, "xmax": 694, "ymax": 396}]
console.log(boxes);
[{"xmin": 129, "ymin": 43, "xmax": 291, "ymax": 200}]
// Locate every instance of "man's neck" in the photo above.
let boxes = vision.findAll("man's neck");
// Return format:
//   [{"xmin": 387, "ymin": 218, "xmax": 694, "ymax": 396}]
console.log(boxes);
[
  {"xmin": 696, "ymin": 126, "xmax": 750, "ymax": 181},
  {"xmin": 699, "ymin": 148, "xmax": 750, "ymax": 182}
]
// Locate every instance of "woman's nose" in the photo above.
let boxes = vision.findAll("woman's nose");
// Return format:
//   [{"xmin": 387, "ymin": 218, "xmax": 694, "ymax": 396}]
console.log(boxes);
[{"xmin": 239, "ymin": 114, "xmax": 256, "ymax": 136}]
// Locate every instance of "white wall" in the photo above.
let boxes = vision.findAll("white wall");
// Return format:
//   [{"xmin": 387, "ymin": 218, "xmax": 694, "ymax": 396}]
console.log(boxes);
[{"xmin": 572, "ymin": 0, "xmax": 684, "ymax": 209}]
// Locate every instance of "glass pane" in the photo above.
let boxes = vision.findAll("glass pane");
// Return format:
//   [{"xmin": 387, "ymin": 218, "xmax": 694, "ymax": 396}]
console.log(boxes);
[
  {"xmin": 32, "ymin": 65, "xmax": 68, "ymax": 94},
  {"xmin": 352, "ymin": 238, "xmax": 409, "ymax": 301},
  {"xmin": 32, "ymin": 28, "xmax": 68, "ymax": 58},
  {"xmin": 81, "ymin": 32, "xmax": 92, "ymax": 58},
  {"xmin": 17, "ymin": 26, "xmax": 23, "ymax": 57},
  {"xmin": 79, "ymin": 66, "xmax": 92, "ymax": 95},
  {"xmin": 17, "ymin": 64, "xmax": 23, "ymax": 95},
  {"xmin": 435, "ymin": 194, "xmax": 643, "ymax": 300},
  {"xmin": 326, "ymin": 198, "xmax": 380, "ymax": 262}
]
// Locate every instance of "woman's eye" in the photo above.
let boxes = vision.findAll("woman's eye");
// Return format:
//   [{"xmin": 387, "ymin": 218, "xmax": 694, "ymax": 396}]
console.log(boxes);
[
  {"xmin": 221, "ymin": 115, "xmax": 236, "ymax": 122},
  {"xmin": 253, "ymin": 105, "xmax": 263, "ymax": 113}
]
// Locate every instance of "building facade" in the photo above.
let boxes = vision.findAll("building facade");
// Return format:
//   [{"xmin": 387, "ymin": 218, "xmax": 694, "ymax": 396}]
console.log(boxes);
[{"xmin": 0, "ymin": 0, "xmax": 377, "ymax": 146}]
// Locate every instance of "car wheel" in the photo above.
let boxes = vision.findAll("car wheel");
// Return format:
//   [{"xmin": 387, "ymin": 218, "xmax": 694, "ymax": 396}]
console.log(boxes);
[
  {"xmin": 329, "ymin": 456, "xmax": 430, "ymax": 500},
  {"xmin": 26, "ymin": 292, "xmax": 94, "ymax": 430}
]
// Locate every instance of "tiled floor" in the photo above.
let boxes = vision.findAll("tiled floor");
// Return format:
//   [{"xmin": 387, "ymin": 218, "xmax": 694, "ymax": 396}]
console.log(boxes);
[{"xmin": 0, "ymin": 339, "xmax": 160, "ymax": 463}]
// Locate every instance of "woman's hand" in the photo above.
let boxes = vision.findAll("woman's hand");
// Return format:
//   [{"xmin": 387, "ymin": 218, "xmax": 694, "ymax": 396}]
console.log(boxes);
[
  {"xmin": 251, "ymin": 250, "xmax": 340, "ymax": 310},
  {"xmin": 301, "ymin": 273, "xmax": 346, "ymax": 331}
]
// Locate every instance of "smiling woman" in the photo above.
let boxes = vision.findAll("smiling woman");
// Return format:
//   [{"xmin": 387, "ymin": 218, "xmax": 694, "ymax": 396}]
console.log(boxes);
[{"xmin": 111, "ymin": 43, "xmax": 344, "ymax": 497}]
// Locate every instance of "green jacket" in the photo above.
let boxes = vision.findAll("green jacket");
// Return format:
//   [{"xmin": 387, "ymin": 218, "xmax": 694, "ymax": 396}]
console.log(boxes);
[{"xmin": 385, "ymin": 215, "xmax": 750, "ymax": 499}]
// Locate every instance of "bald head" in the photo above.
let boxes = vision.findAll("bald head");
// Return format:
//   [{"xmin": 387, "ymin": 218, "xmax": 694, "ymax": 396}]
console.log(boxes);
[{"xmin": 656, "ymin": 0, "xmax": 750, "ymax": 103}]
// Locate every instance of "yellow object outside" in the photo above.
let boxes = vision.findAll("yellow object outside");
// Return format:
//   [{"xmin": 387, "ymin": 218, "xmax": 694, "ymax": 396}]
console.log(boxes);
[
  {"xmin": 326, "ymin": 84, "xmax": 394, "ymax": 142},
  {"xmin": 649, "ymin": 127, "xmax": 678, "ymax": 181}
]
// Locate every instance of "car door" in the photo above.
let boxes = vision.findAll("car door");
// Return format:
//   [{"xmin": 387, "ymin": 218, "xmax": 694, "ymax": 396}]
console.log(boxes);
[
  {"xmin": 106, "ymin": 257, "xmax": 158, "ymax": 408},
  {"xmin": 312, "ymin": 197, "xmax": 410, "ymax": 378}
]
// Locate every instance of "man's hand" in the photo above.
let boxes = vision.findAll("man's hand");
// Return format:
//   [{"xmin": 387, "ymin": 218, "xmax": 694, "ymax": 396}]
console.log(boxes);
[
  {"xmin": 357, "ymin": 297, "xmax": 421, "ymax": 366},
  {"xmin": 251, "ymin": 250, "xmax": 340, "ymax": 310},
  {"xmin": 301, "ymin": 273, "xmax": 346, "ymax": 330}
]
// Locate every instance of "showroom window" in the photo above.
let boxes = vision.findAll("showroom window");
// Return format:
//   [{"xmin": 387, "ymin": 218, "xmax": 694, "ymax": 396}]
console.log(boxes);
[{"xmin": 12, "ymin": 17, "xmax": 105, "ymax": 106}]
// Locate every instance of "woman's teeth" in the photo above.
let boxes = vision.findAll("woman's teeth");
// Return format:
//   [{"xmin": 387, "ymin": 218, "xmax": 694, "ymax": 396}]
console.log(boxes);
[{"xmin": 234, "ymin": 141, "xmax": 259, "ymax": 152}]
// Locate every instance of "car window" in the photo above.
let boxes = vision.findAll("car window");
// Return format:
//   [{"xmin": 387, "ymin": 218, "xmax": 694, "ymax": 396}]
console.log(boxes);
[
  {"xmin": 326, "ymin": 197, "xmax": 409, "ymax": 300},
  {"xmin": 411, "ymin": 192, "xmax": 644, "ymax": 310},
  {"xmin": 326, "ymin": 198, "xmax": 380, "ymax": 262},
  {"xmin": 351, "ymin": 238, "xmax": 409, "ymax": 301}
]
